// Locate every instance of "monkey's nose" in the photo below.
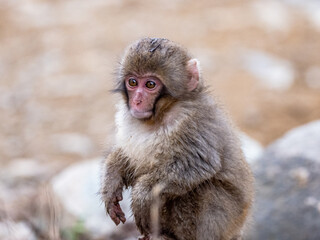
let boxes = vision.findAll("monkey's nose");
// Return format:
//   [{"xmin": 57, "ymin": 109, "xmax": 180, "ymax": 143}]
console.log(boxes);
[{"xmin": 134, "ymin": 99, "xmax": 142, "ymax": 105}]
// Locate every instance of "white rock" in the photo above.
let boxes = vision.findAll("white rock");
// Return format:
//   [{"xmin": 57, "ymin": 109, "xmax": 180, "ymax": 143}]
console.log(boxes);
[
  {"xmin": 51, "ymin": 133, "xmax": 94, "ymax": 157},
  {"xmin": 241, "ymin": 50, "xmax": 295, "ymax": 91},
  {"xmin": 37, "ymin": 50, "xmax": 65, "ymax": 76},
  {"xmin": 251, "ymin": 1, "xmax": 292, "ymax": 32},
  {"xmin": 268, "ymin": 120, "xmax": 320, "ymax": 163},
  {"xmin": 0, "ymin": 221, "xmax": 36, "ymax": 240},
  {"xmin": 305, "ymin": 4, "xmax": 320, "ymax": 30},
  {"xmin": 305, "ymin": 66, "xmax": 320, "ymax": 89},
  {"xmin": 239, "ymin": 133, "xmax": 264, "ymax": 164},
  {"xmin": 304, "ymin": 196, "xmax": 319, "ymax": 207},
  {"xmin": 51, "ymin": 158, "xmax": 133, "ymax": 238},
  {"xmin": 282, "ymin": 0, "xmax": 320, "ymax": 30},
  {"xmin": 15, "ymin": 1, "xmax": 57, "ymax": 28},
  {"xmin": 204, "ymin": 6, "xmax": 254, "ymax": 31},
  {"xmin": 190, "ymin": 48, "xmax": 216, "ymax": 71},
  {"xmin": 0, "ymin": 158, "xmax": 51, "ymax": 182}
]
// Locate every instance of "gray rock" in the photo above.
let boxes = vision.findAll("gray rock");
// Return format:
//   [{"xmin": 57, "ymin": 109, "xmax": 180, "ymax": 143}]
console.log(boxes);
[
  {"xmin": 249, "ymin": 120, "xmax": 320, "ymax": 240},
  {"xmin": 264, "ymin": 120, "xmax": 320, "ymax": 162},
  {"xmin": 241, "ymin": 49, "xmax": 295, "ymax": 91},
  {"xmin": 51, "ymin": 158, "xmax": 133, "ymax": 238},
  {"xmin": 0, "ymin": 221, "xmax": 36, "ymax": 240}
]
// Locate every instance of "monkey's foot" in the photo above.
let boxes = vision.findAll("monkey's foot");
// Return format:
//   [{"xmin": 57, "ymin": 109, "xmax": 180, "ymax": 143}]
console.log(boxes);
[{"xmin": 138, "ymin": 235, "xmax": 150, "ymax": 240}]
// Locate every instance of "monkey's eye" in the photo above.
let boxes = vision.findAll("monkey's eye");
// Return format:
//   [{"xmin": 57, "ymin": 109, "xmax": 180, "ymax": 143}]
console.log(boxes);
[
  {"xmin": 128, "ymin": 78, "xmax": 137, "ymax": 87},
  {"xmin": 146, "ymin": 81, "xmax": 156, "ymax": 89}
]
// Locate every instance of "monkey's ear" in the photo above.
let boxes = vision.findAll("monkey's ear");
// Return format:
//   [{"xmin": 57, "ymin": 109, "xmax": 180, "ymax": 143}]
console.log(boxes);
[{"xmin": 186, "ymin": 59, "xmax": 200, "ymax": 92}]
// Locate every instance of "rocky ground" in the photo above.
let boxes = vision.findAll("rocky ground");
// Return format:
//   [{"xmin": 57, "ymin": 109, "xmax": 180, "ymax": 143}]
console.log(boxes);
[{"xmin": 0, "ymin": 0, "xmax": 320, "ymax": 239}]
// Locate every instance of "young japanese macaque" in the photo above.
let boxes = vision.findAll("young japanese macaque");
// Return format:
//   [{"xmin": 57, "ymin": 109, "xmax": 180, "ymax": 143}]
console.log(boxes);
[{"xmin": 101, "ymin": 38, "xmax": 254, "ymax": 240}]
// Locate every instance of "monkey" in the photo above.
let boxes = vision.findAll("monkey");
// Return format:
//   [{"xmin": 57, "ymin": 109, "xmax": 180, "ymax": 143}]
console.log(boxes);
[{"xmin": 100, "ymin": 38, "xmax": 254, "ymax": 240}]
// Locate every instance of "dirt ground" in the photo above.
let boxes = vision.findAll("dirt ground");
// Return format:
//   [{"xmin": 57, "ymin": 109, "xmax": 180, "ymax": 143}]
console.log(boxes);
[{"xmin": 0, "ymin": 0, "xmax": 320, "ymax": 166}]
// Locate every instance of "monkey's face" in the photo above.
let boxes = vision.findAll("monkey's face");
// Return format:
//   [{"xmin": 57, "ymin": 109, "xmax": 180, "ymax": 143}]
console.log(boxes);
[
  {"xmin": 117, "ymin": 38, "xmax": 202, "ymax": 120},
  {"xmin": 125, "ymin": 75, "xmax": 163, "ymax": 119}
]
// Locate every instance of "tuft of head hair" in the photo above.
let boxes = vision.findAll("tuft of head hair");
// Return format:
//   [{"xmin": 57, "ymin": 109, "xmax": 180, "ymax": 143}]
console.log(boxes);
[{"xmin": 117, "ymin": 38, "xmax": 203, "ymax": 99}]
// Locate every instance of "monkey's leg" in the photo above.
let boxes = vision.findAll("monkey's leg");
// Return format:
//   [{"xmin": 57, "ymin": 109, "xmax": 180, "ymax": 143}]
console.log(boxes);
[
  {"xmin": 195, "ymin": 194, "xmax": 246, "ymax": 240},
  {"xmin": 131, "ymin": 183, "xmax": 151, "ymax": 236},
  {"xmin": 196, "ymin": 208, "xmax": 228, "ymax": 240}
]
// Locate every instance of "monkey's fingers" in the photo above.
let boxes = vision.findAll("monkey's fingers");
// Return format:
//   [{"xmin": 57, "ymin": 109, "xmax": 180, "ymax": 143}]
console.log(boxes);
[
  {"xmin": 114, "ymin": 203, "xmax": 126, "ymax": 223},
  {"xmin": 119, "ymin": 214, "xmax": 126, "ymax": 224},
  {"xmin": 109, "ymin": 208, "xmax": 121, "ymax": 225},
  {"xmin": 106, "ymin": 202, "xmax": 122, "ymax": 225}
]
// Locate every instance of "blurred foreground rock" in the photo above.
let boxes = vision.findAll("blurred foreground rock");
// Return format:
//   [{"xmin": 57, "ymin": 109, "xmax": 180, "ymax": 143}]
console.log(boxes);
[
  {"xmin": 249, "ymin": 120, "xmax": 320, "ymax": 240},
  {"xmin": 51, "ymin": 158, "xmax": 137, "ymax": 239},
  {"xmin": 0, "ymin": 221, "xmax": 36, "ymax": 240},
  {"xmin": 0, "ymin": 158, "xmax": 60, "ymax": 228},
  {"xmin": 0, "ymin": 158, "xmax": 55, "ymax": 183}
]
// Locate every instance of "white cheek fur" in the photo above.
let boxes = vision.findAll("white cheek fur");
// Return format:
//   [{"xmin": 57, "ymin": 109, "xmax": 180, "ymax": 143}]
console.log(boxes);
[
  {"xmin": 114, "ymin": 100, "xmax": 188, "ymax": 169},
  {"xmin": 115, "ymin": 101, "xmax": 158, "ymax": 166}
]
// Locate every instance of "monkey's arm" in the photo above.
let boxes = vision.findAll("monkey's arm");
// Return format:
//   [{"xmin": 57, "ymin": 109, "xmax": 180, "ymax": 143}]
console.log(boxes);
[
  {"xmin": 101, "ymin": 149, "xmax": 127, "ymax": 225},
  {"xmin": 131, "ymin": 133, "xmax": 222, "ymax": 232},
  {"xmin": 133, "ymin": 151, "xmax": 221, "ymax": 203},
  {"xmin": 160, "ymin": 131, "xmax": 223, "ymax": 196}
]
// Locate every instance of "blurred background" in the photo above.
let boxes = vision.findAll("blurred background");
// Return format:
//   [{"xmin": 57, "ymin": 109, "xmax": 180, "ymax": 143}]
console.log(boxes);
[{"xmin": 0, "ymin": 0, "xmax": 320, "ymax": 239}]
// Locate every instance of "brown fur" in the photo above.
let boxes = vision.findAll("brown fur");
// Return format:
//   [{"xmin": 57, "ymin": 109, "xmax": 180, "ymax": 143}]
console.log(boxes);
[{"xmin": 101, "ymin": 38, "xmax": 254, "ymax": 240}]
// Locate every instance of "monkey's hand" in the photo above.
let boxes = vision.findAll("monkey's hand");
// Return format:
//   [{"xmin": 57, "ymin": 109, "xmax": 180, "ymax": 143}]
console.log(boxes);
[{"xmin": 105, "ymin": 188, "xmax": 126, "ymax": 225}]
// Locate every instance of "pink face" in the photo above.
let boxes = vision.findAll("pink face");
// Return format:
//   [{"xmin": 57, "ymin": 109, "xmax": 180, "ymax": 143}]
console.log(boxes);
[{"xmin": 125, "ymin": 75, "xmax": 164, "ymax": 119}]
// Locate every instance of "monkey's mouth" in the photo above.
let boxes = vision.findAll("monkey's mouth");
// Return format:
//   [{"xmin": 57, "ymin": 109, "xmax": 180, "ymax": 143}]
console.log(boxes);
[{"xmin": 130, "ymin": 109, "xmax": 153, "ymax": 119}]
